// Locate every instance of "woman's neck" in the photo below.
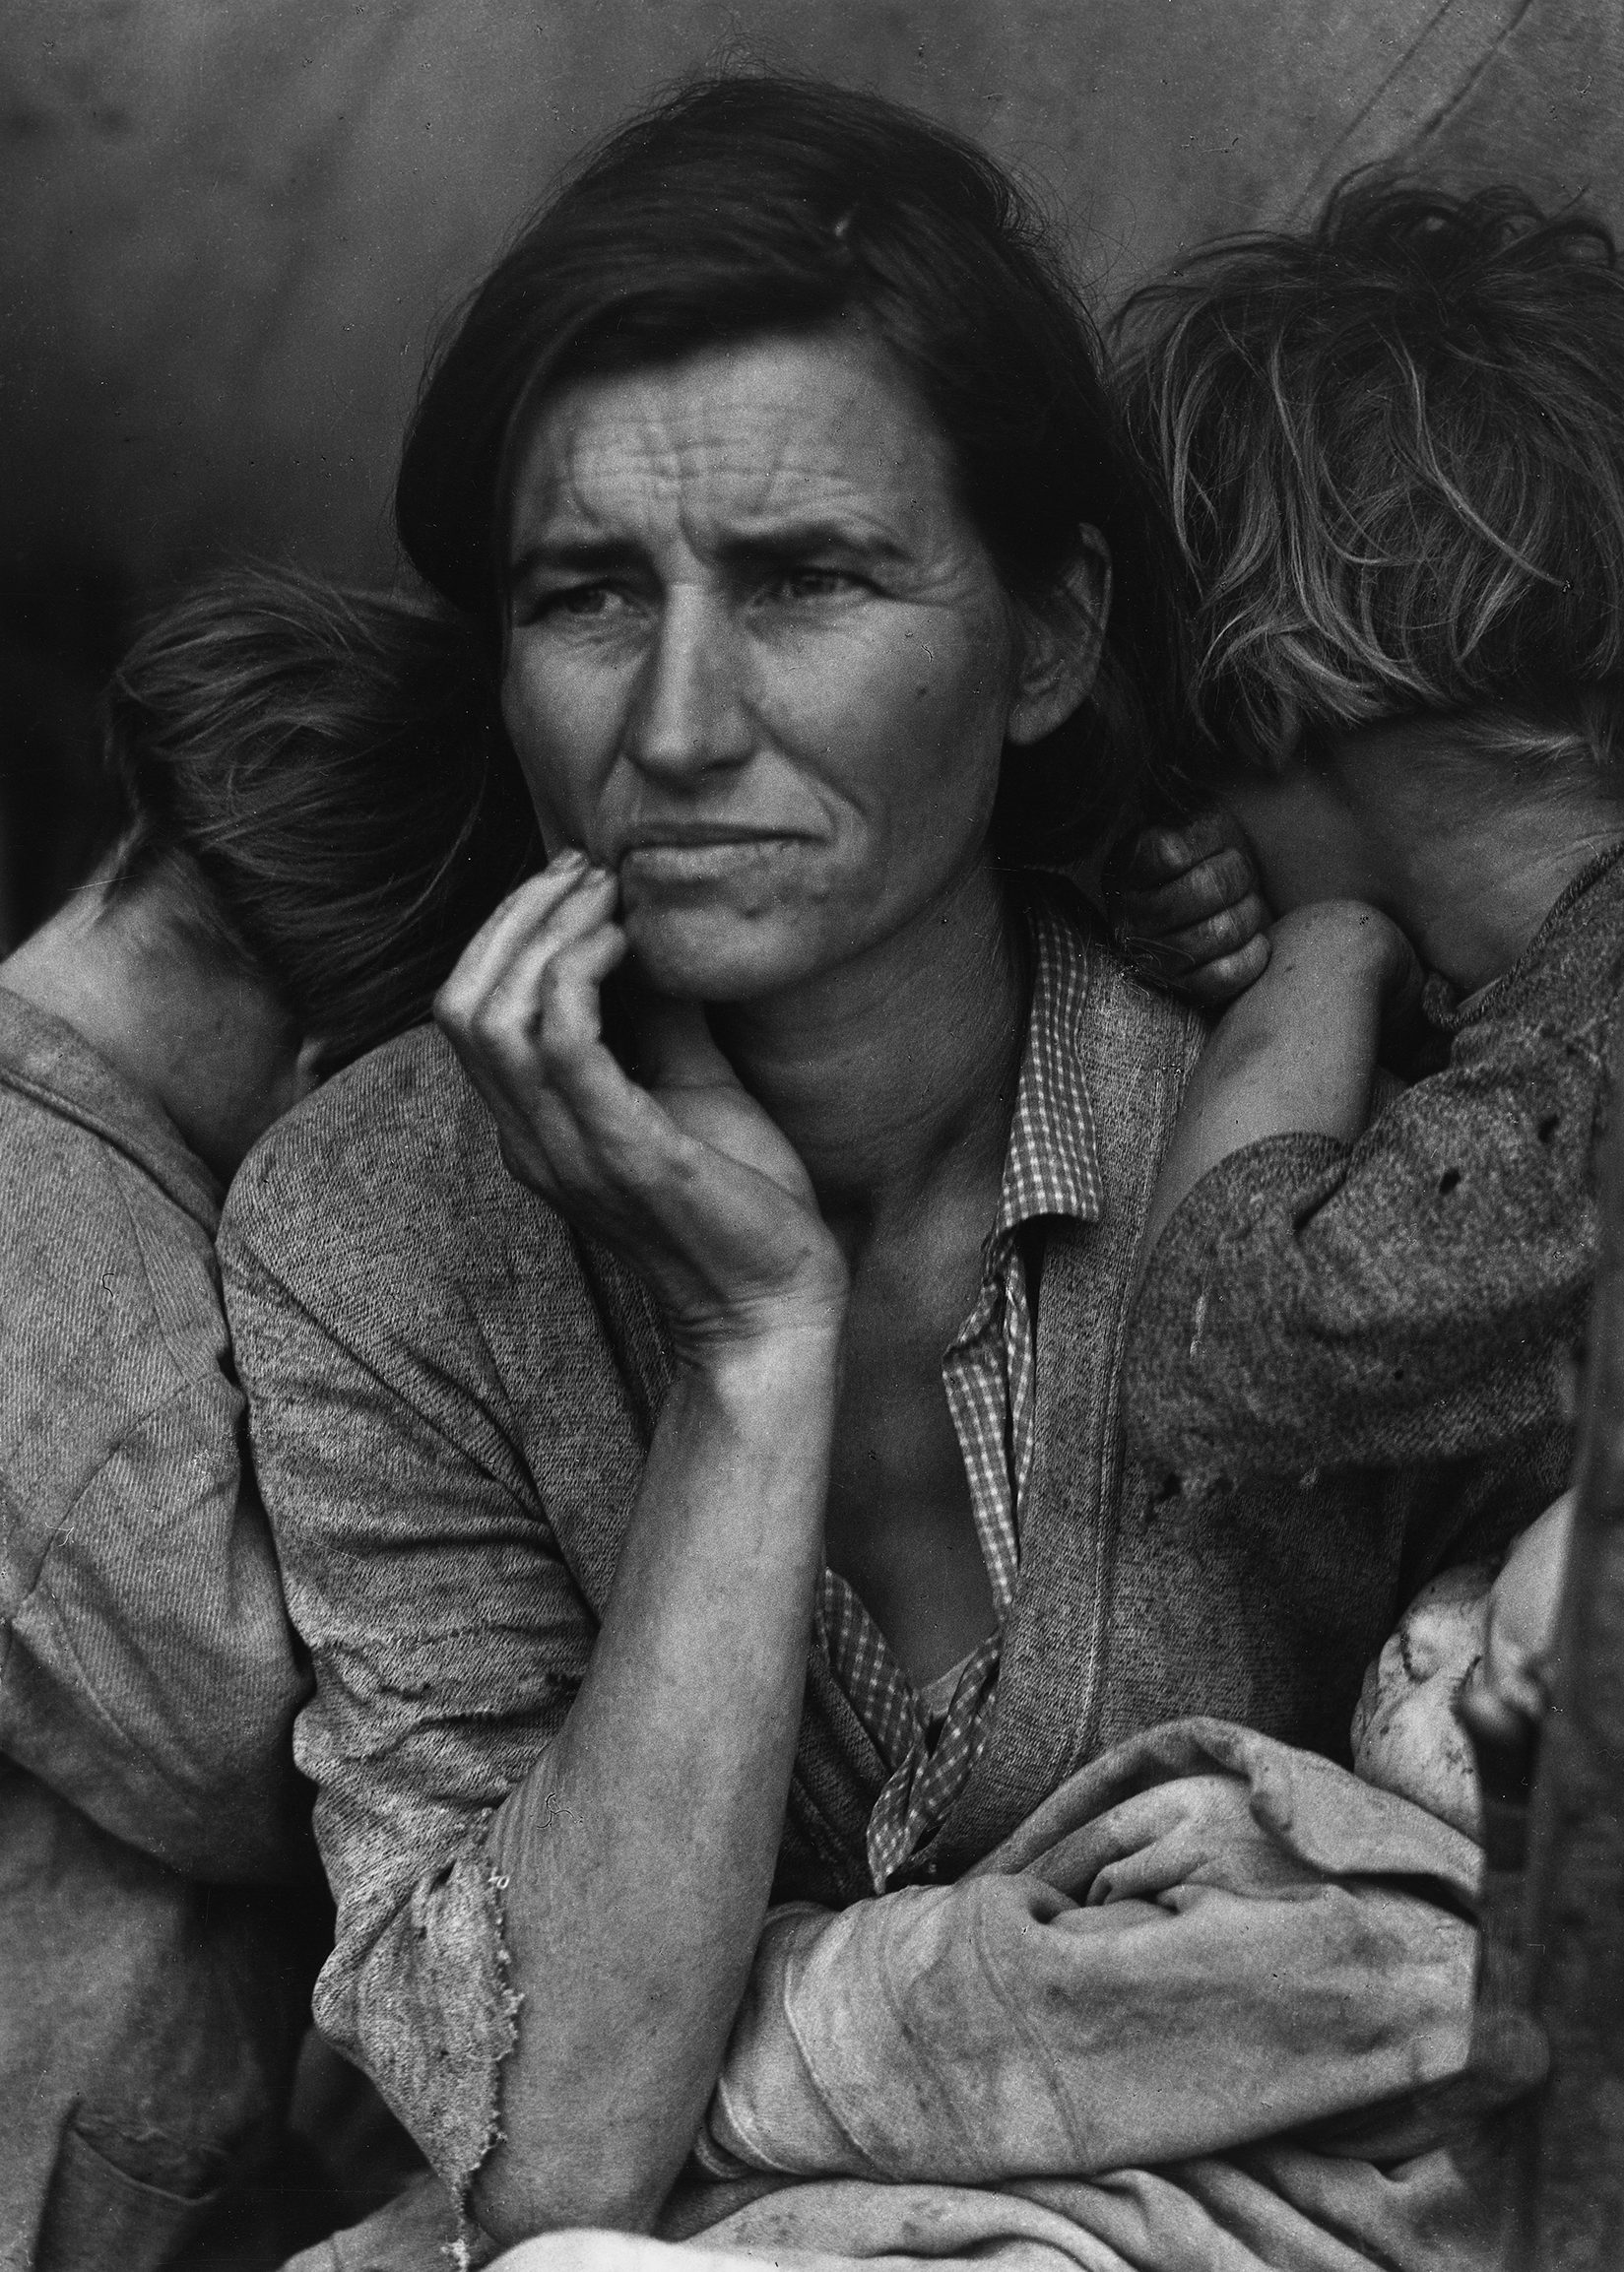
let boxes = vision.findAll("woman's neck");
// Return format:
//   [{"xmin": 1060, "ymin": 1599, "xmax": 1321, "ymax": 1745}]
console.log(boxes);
[
  {"xmin": 709, "ymin": 857, "xmax": 1028, "ymax": 1247},
  {"xmin": 2, "ymin": 876, "xmax": 309, "ymax": 1183}
]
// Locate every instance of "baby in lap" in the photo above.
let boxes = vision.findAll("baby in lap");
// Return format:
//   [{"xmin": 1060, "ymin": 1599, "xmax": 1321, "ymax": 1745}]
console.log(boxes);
[{"xmin": 1352, "ymin": 1492, "xmax": 1572, "ymax": 1837}]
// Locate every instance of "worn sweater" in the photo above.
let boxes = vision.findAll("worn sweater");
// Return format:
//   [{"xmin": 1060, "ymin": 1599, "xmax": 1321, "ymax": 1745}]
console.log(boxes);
[
  {"xmin": 1123, "ymin": 842, "xmax": 1624, "ymax": 1485},
  {"xmin": 220, "ymin": 912, "xmax": 1562, "ymax": 2203},
  {"xmin": 0, "ymin": 988, "xmax": 317, "ymax": 2271}
]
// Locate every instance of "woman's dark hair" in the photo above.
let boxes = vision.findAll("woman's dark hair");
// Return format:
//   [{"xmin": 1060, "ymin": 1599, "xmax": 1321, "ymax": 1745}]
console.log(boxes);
[
  {"xmin": 396, "ymin": 72, "xmax": 1181, "ymax": 858},
  {"xmin": 102, "ymin": 567, "xmax": 539, "ymax": 1070},
  {"xmin": 1115, "ymin": 175, "xmax": 1624, "ymax": 789}
]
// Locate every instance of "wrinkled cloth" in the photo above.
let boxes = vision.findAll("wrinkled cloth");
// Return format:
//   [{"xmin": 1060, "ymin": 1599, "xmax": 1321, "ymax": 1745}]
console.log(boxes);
[
  {"xmin": 0, "ymin": 987, "xmax": 314, "ymax": 1871},
  {"xmin": 3, "ymin": 1768, "xmax": 325, "ymax": 2272},
  {"xmin": 222, "ymin": 904, "xmax": 1557, "ymax": 2207},
  {"xmin": 504, "ymin": 1723, "xmax": 1538, "ymax": 2272},
  {"xmin": 0, "ymin": 988, "xmax": 319, "ymax": 2269},
  {"xmin": 1123, "ymin": 840, "xmax": 1624, "ymax": 1485},
  {"xmin": 284, "ymin": 1721, "xmax": 1537, "ymax": 2272},
  {"xmin": 695, "ymin": 1720, "xmax": 1489, "ymax": 2190}
]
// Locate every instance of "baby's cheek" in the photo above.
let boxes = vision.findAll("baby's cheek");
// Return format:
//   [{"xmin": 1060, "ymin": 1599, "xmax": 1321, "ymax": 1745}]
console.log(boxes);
[
  {"xmin": 1350, "ymin": 1567, "xmax": 1494, "ymax": 1841},
  {"xmin": 1353, "ymin": 1672, "xmax": 1482, "ymax": 1841}
]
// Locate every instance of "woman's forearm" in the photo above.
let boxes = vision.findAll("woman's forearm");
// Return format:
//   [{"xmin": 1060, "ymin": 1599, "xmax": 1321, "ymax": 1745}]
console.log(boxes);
[{"xmin": 473, "ymin": 1323, "xmax": 840, "ymax": 2244}]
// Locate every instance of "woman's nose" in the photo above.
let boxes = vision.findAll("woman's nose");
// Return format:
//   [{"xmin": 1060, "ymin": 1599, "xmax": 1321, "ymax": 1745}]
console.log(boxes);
[{"xmin": 624, "ymin": 588, "xmax": 753, "ymax": 779}]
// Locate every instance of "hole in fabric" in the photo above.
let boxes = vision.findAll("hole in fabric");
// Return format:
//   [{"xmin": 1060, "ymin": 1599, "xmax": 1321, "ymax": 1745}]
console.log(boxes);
[
  {"xmin": 1538, "ymin": 1115, "xmax": 1560, "ymax": 1143},
  {"xmin": 1438, "ymin": 1168, "xmax": 1462, "ymax": 1196}
]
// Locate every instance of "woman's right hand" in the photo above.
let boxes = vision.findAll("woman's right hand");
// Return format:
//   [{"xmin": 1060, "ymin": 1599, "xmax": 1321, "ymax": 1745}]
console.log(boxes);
[{"xmin": 435, "ymin": 852, "xmax": 848, "ymax": 1362}]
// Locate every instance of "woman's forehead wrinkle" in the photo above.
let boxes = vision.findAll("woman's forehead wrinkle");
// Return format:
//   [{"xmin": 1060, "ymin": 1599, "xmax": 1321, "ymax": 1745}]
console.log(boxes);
[
  {"xmin": 513, "ymin": 400, "xmax": 686, "ymax": 549},
  {"xmin": 530, "ymin": 338, "xmax": 945, "ymax": 529}
]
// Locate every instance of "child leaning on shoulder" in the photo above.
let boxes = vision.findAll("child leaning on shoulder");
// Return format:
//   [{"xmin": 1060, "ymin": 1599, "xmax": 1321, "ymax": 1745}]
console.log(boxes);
[
  {"xmin": 0, "ymin": 567, "xmax": 536, "ymax": 2265},
  {"xmin": 1108, "ymin": 177, "xmax": 1624, "ymax": 1791}
]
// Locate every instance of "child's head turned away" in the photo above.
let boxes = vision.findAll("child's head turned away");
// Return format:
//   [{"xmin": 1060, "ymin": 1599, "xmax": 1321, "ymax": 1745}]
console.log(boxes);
[
  {"xmin": 101, "ymin": 566, "xmax": 539, "ymax": 1075},
  {"xmin": 1116, "ymin": 176, "xmax": 1624, "ymax": 895}
]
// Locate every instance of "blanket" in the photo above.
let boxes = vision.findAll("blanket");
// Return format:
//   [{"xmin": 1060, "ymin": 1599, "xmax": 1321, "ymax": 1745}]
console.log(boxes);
[{"xmin": 290, "ymin": 1720, "xmax": 1543, "ymax": 2272}]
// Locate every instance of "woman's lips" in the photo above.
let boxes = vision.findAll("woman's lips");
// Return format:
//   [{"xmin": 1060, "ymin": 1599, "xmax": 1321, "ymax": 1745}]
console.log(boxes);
[{"xmin": 617, "ymin": 832, "xmax": 809, "ymax": 883}]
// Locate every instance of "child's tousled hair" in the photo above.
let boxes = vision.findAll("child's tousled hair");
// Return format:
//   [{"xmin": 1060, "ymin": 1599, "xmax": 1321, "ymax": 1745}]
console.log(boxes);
[
  {"xmin": 102, "ymin": 567, "xmax": 539, "ymax": 1071},
  {"xmin": 1115, "ymin": 175, "xmax": 1624, "ymax": 789}
]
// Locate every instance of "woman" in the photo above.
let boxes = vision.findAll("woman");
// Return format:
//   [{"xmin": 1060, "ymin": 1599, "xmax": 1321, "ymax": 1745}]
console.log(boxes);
[
  {"xmin": 0, "ymin": 569, "xmax": 532, "ymax": 2270},
  {"xmin": 220, "ymin": 80, "xmax": 1537, "ymax": 2256}
]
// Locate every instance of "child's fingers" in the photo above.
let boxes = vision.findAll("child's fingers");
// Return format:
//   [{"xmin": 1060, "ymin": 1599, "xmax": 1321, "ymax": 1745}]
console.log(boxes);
[
  {"xmin": 1119, "ymin": 893, "xmax": 1270, "ymax": 983},
  {"xmin": 1115, "ymin": 810, "xmax": 1250, "ymax": 888},
  {"xmin": 1170, "ymin": 933, "xmax": 1271, "ymax": 1007},
  {"xmin": 1114, "ymin": 847, "xmax": 1260, "ymax": 940}
]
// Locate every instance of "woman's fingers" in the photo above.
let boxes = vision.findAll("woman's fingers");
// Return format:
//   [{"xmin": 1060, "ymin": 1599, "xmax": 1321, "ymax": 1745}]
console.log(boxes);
[
  {"xmin": 449, "ymin": 925, "xmax": 641, "ymax": 1181},
  {"xmin": 434, "ymin": 852, "xmax": 843, "ymax": 1343},
  {"xmin": 436, "ymin": 860, "xmax": 644, "ymax": 1195},
  {"xmin": 435, "ymin": 849, "xmax": 599, "ymax": 1022},
  {"xmin": 473, "ymin": 886, "xmax": 622, "ymax": 1065}
]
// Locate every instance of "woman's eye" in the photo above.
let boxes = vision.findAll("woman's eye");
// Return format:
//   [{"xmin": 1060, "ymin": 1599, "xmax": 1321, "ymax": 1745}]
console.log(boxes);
[
  {"xmin": 514, "ymin": 582, "xmax": 632, "ymax": 626},
  {"xmin": 548, "ymin": 583, "xmax": 626, "ymax": 619},
  {"xmin": 764, "ymin": 566, "xmax": 862, "ymax": 604}
]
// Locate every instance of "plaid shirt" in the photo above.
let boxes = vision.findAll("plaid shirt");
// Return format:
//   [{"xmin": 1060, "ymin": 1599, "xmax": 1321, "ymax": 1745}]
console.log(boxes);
[{"xmin": 813, "ymin": 893, "xmax": 1103, "ymax": 1891}]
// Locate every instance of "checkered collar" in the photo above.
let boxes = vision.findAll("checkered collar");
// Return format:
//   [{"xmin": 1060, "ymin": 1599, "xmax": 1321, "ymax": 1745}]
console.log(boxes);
[{"xmin": 991, "ymin": 886, "xmax": 1103, "ymax": 1244}]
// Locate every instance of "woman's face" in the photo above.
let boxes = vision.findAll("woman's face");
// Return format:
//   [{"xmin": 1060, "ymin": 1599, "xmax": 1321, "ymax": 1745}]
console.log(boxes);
[{"xmin": 500, "ymin": 330, "xmax": 1090, "ymax": 1000}]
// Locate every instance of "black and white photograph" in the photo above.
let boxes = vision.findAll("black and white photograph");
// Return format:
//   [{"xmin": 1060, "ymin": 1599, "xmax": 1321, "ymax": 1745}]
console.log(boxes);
[{"xmin": 3, "ymin": 6, "xmax": 1622, "ymax": 2268}]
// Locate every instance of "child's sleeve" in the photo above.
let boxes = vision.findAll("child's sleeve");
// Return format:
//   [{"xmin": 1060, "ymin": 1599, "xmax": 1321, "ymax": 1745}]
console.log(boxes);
[{"xmin": 1122, "ymin": 1007, "xmax": 1606, "ymax": 1481}]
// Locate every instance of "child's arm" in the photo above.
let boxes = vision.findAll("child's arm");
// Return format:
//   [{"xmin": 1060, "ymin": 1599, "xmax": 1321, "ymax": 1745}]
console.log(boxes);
[
  {"xmin": 1137, "ymin": 900, "xmax": 1416, "ymax": 1268},
  {"xmin": 1124, "ymin": 909, "xmax": 1598, "ymax": 1481}
]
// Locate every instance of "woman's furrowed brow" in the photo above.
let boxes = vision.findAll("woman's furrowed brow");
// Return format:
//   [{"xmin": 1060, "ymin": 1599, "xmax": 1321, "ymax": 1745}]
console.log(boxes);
[
  {"xmin": 720, "ymin": 518, "xmax": 912, "ymax": 568},
  {"xmin": 509, "ymin": 520, "xmax": 913, "ymax": 583},
  {"xmin": 508, "ymin": 535, "xmax": 643, "ymax": 582}
]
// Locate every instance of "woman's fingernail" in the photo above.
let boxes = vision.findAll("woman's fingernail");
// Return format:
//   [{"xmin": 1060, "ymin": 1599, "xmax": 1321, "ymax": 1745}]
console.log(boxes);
[{"xmin": 552, "ymin": 847, "xmax": 588, "ymax": 875}]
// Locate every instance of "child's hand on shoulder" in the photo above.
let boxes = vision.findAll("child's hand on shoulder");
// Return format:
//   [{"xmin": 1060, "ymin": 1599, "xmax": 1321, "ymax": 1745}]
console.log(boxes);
[{"xmin": 1105, "ymin": 809, "xmax": 1272, "ymax": 1006}]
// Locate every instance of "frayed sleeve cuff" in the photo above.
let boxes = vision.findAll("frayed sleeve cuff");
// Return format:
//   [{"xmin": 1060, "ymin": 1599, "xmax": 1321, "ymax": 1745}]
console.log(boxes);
[{"xmin": 316, "ymin": 1830, "xmax": 524, "ymax": 2213}]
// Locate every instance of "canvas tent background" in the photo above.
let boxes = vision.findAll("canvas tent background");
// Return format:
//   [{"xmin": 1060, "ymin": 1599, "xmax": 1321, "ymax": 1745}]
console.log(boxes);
[{"xmin": 0, "ymin": 0, "xmax": 1618, "ymax": 942}]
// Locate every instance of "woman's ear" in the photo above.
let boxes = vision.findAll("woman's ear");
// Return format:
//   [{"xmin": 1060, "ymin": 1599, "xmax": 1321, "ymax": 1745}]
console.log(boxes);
[
  {"xmin": 292, "ymin": 1033, "xmax": 329, "ymax": 1102},
  {"xmin": 1006, "ymin": 528, "xmax": 1112, "ymax": 747}
]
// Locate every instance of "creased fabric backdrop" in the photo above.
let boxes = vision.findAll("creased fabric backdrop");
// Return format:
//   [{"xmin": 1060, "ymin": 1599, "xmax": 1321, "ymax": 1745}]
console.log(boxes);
[{"xmin": 1, "ymin": 0, "xmax": 1619, "ymax": 600}]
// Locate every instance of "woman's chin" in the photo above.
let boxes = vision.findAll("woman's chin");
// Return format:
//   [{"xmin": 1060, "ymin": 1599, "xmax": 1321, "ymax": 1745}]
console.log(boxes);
[{"xmin": 623, "ymin": 903, "xmax": 826, "ymax": 1004}]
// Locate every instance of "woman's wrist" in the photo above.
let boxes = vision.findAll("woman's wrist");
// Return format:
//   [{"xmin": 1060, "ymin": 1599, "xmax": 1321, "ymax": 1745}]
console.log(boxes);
[{"xmin": 681, "ymin": 1294, "xmax": 847, "ymax": 1406}]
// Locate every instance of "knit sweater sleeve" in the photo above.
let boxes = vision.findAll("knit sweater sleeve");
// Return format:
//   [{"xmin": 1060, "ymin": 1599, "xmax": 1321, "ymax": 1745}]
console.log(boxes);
[
  {"xmin": 1121, "ymin": 1005, "xmax": 1606, "ymax": 1482},
  {"xmin": 220, "ymin": 1032, "xmax": 615, "ymax": 2210}
]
